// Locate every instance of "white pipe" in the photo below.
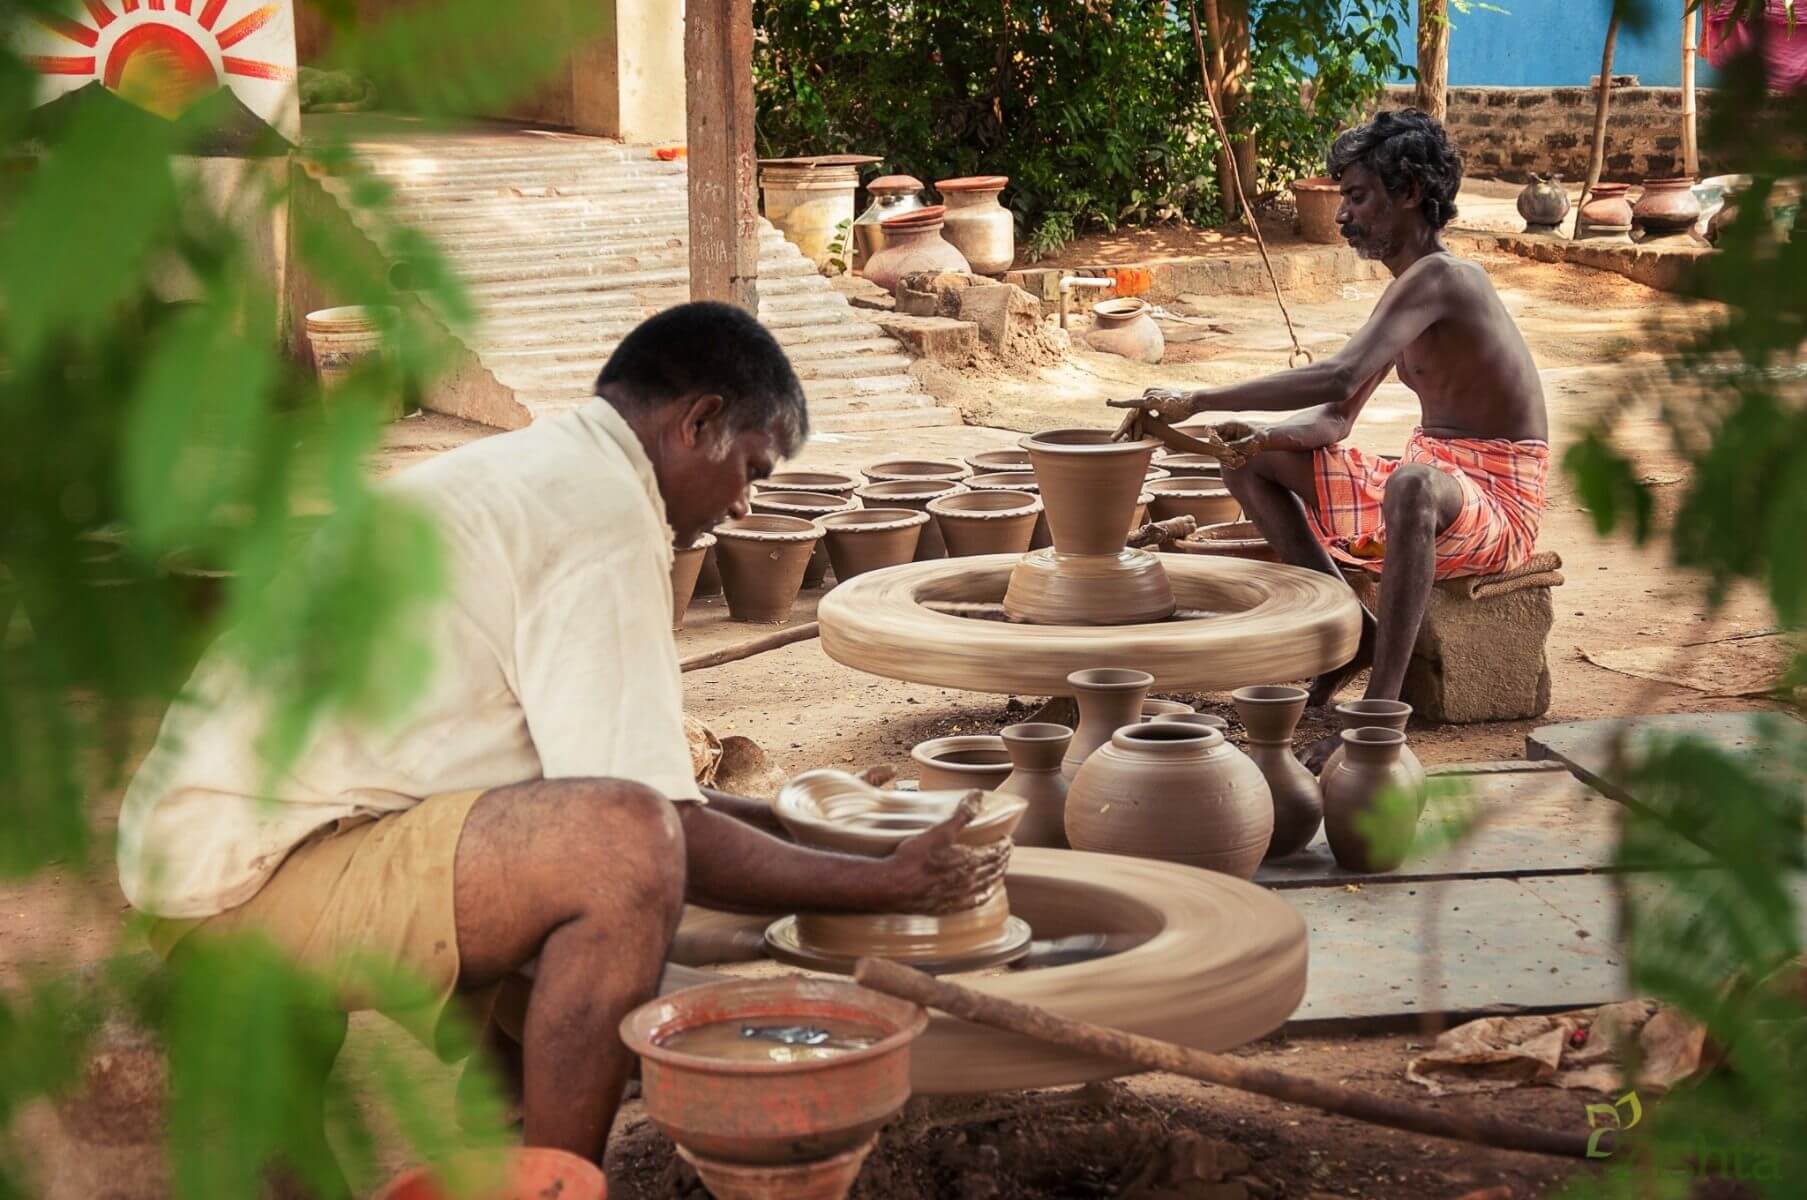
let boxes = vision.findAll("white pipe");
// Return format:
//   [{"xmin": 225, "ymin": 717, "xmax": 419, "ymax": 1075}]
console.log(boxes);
[{"xmin": 1058, "ymin": 276, "xmax": 1114, "ymax": 329}]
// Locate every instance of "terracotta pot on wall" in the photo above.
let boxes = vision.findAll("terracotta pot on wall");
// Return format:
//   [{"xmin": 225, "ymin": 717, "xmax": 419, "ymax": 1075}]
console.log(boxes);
[
  {"xmin": 936, "ymin": 175, "xmax": 1015, "ymax": 275},
  {"xmin": 1292, "ymin": 177, "xmax": 1342, "ymax": 243},
  {"xmin": 1633, "ymin": 176, "xmax": 1703, "ymax": 237}
]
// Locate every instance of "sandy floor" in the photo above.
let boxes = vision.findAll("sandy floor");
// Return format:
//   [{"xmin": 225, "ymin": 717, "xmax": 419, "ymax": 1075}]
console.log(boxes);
[{"xmin": 6, "ymin": 242, "xmax": 1785, "ymax": 1199}]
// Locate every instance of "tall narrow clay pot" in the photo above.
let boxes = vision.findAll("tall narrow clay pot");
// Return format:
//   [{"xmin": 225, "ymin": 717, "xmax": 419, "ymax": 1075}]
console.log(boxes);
[
  {"xmin": 1066, "ymin": 723, "xmax": 1274, "ymax": 879},
  {"xmin": 911, "ymin": 735, "xmax": 1013, "ymax": 792},
  {"xmin": 711, "ymin": 515, "xmax": 822, "ymax": 624},
  {"xmin": 927, "ymin": 490, "xmax": 1041, "ymax": 557},
  {"xmin": 670, "ymin": 533, "xmax": 715, "ymax": 632},
  {"xmin": 856, "ymin": 479, "xmax": 966, "ymax": 560},
  {"xmin": 964, "ymin": 472, "xmax": 1051, "ymax": 548},
  {"xmin": 1231, "ymin": 685, "xmax": 1324, "ymax": 860},
  {"xmin": 1022, "ymin": 430, "xmax": 1159, "ymax": 557},
  {"xmin": 1322, "ymin": 728, "xmax": 1420, "ymax": 873},
  {"xmin": 757, "ymin": 471, "xmax": 859, "ymax": 499},
  {"xmin": 1061, "ymin": 667, "xmax": 1153, "ymax": 780},
  {"xmin": 751, "ymin": 490, "xmax": 854, "ymax": 588},
  {"xmin": 1145, "ymin": 478, "xmax": 1240, "ymax": 527},
  {"xmin": 998, "ymin": 723, "xmax": 1071, "ymax": 848},
  {"xmin": 815, "ymin": 508, "xmax": 927, "ymax": 581},
  {"xmin": 1320, "ymin": 699, "xmax": 1426, "ymax": 812}
]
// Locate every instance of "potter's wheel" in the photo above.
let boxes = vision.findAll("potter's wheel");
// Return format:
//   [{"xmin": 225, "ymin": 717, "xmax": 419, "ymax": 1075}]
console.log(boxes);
[
  {"xmin": 763, "ymin": 913, "xmax": 1033, "ymax": 974},
  {"xmin": 818, "ymin": 552, "xmax": 1361, "ymax": 695}
]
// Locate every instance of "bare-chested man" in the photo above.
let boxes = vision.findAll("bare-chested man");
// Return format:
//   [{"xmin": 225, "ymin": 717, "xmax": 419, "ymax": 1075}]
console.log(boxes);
[{"xmin": 1116, "ymin": 110, "xmax": 1549, "ymax": 763}]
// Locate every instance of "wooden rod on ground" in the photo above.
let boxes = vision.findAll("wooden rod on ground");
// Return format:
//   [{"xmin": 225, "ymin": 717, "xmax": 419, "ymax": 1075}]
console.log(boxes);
[
  {"xmin": 854, "ymin": 957, "xmax": 1595, "ymax": 1160},
  {"xmin": 680, "ymin": 622, "xmax": 819, "ymax": 672}
]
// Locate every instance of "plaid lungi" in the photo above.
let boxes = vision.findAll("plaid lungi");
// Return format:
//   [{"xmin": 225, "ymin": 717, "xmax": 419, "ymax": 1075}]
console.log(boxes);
[{"xmin": 1304, "ymin": 428, "xmax": 1550, "ymax": 580}]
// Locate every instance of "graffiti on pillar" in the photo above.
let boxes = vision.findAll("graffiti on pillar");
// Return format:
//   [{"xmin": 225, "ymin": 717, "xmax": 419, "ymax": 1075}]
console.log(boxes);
[{"xmin": 18, "ymin": 1, "xmax": 300, "ymax": 142}]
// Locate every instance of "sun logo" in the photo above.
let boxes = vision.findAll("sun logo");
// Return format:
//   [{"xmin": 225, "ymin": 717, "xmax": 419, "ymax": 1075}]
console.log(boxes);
[{"xmin": 21, "ymin": 1, "xmax": 296, "ymax": 128}]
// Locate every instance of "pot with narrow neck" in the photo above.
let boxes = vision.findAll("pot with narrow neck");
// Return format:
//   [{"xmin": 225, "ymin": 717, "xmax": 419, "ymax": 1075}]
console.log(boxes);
[
  {"xmin": 852, "ymin": 174, "xmax": 925, "ymax": 273},
  {"xmin": 1320, "ymin": 699, "xmax": 1425, "ymax": 812},
  {"xmin": 863, "ymin": 206, "xmax": 970, "ymax": 294},
  {"xmin": 1230, "ymin": 685, "xmax": 1323, "ymax": 859},
  {"xmin": 1322, "ymin": 728, "xmax": 1420, "ymax": 873},
  {"xmin": 1061, "ymin": 667, "xmax": 1153, "ymax": 780},
  {"xmin": 997, "ymin": 722, "xmax": 1072, "ymax": 848},
  {"xmin": 1517, "ymin": 173, "xmax": 1571, "ymax": 232},
  {"xmin": 936, "ymin": 175, "xmax": 1015, "ymax": 275}
]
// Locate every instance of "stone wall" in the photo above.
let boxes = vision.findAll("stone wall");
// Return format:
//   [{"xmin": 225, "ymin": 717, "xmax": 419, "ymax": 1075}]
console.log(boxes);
[{"xmin": 1383, "ymin": 84, "xmax": 1734, "ymax": 183}]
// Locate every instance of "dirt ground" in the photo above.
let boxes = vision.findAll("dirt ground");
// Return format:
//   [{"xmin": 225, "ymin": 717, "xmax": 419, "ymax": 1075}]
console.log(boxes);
[{"xmin": 3, "ymin": 239, "xmax": 1785, "ymax": 1199}]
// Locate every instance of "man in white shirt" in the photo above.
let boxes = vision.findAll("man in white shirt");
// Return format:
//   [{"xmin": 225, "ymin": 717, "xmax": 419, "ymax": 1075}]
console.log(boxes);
[{"xmin": 119, "ymin": 302, "xmax": 1001, "ymax": 1174}]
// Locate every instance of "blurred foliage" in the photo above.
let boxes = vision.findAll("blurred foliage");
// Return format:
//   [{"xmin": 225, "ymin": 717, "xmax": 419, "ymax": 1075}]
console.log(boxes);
[{"xmin": 751, "ymin": 0, "xmax": 1411, "ymax": 257}]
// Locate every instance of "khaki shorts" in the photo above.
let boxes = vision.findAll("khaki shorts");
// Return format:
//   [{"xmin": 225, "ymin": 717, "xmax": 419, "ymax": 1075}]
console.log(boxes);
[{"xmin": 149, "ymin": 788, "xmax": 490, "ymax": 1061}]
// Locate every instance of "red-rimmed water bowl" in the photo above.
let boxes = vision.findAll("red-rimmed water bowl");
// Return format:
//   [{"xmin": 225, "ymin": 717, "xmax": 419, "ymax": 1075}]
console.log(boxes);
[
  {"xmin": 620, "ymin": 977, "xmax": 928, "ymax": 1167},
  {"xmin": 377, "ymin": 1148, "xmax": 605, "ymax": 1200}
]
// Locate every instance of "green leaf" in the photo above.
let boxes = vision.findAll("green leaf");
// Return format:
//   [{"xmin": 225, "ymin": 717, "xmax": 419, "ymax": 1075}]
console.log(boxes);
[{"xmin": 1563, "ymin": 429, "xmax": 1655, "ymax": 543}]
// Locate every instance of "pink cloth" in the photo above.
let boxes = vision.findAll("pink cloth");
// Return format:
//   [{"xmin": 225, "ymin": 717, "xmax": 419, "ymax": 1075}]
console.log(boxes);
[{"xmin": 1704, "ymin": 1, "xmax": 1807, "ymax": 92}]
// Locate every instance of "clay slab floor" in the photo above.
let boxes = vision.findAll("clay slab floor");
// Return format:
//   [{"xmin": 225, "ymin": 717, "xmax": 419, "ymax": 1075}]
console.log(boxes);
[{"xmin": 4, "ymin": 246, "xmax": 1790, "ymax": 1199}]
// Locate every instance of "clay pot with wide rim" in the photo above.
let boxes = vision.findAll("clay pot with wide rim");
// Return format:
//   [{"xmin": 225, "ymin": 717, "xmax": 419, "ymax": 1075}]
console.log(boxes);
[
  {"xmin": 857, "ymin": 479, "xmax": 967, "ymax": 560},
  {"xmin": 1153, "ymin": 454, "xmax": 1225, "ymax": 482},
  {"xmin": 911, "ymin": 734, "xmax": 1013, "ymax": 792},
  {"xmin": 1062, "ymin": 667, "xmax": 1153, "ymax": 780},
  {"xmin": 1517, "ymin": 173, "xmax": 1571, "ymax": 232},
  {"xmin": 863, "ymin": 459, "xmax": 968, "ymax": 485},
  {"xmin": 852, "ymin": 174, "xmax": 925, "ymax": 273},
  {"xmin": 936, "ymin": 175, "xmax": 1015, "ymax": 275},
  {"xmin": 671, "ymin": 533, "xmax": 715, "ymax": 631},
  {"xmin": 756, "ymin": 470, "xmax": 860, "ymax": 498},
  {"xmin": 1230, "ymin": 685, "xmax": 1323, "ymax": 860},
  {"xmin": 965, "ymin": 448, "xmax": 1032, "ymax": 474},
  {"xmin": 863, "ymin": 206, "xmax": 971, "ymax": 294},
  {"xmin": 1066, "ymin": 723, "xmax": 1274, "ymax": 879},
  {"xmin": 711, "ymin": 515, "xmax": 822, "ymax": 624},
  {"xmin": 927, "ymin": 490, "xmax": 1042, "ymax": 557},
  {"xmin": 1151, "ymin": 712, "xmax": 1230, "ymax": 734},
  {"xmin": 1320, "ymin": 698, "xmax": 1425, "ymax": 812},
  {"xmin": 1185, "ymin": 520, "xmax": 1277, "ymax": 562},
  {"xmin": 1085, "ymin": 298, "xmax": 1164, "ymax": 364},
  {"xmin": 966, "ymin": 472, "xmax": 1051, "ymax": 548},
  {"xmin": 1145, "ymin": 477, "xmax": 1240, "ymax": 527},
  {"xmin": 997, "ymin": 723, "xmax": 1071, "ymax": 848},
  {"xmin": 1577, "ymin": 183, "xmax": 1635, "ymax": 240},
  {"xmin": 815, "ymin": 508, "xmax": 927, "ymax": 581},
  {"xmin": 1021, "ymin": 429, "xmax": 1159, "ymax": 557},
  {"xmin": 1292, "ymin": 177, "xmax": 1342, "ymax": 243},
  {"xmin": 750, "ymin": 490, "xmax": 854, "ymax": 588},
  {"xmin": 1634, "ymin": 176, "xmax": 1703, "ymax": 238},
  {"xmin": 1321, "ymin": 728, "xmax": 1420, "ymax": 873}
]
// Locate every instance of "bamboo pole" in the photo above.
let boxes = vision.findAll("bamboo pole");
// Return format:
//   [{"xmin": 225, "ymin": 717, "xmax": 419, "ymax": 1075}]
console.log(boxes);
[
  {"xmin": 1682, "ymin": 1, "xmax": 1700, "ymax": 178},
  {"xmin": 1416, "ymin": 0, "xmax": 1451, "ymax": 123}
]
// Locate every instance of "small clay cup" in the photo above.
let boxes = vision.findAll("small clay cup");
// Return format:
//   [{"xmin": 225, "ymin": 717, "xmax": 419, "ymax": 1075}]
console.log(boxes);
[
  {"xmin": 670, "ymin": 533, "xmax": 715, "ymax": 631},
  {"xmin": 1140, "ymin": 698, "xmax": 1196, "ymax": 721},
  {"xmin": 1150, "ymin": 712, "xmax": 1230, "ymax": 734},
  {"xmin": 1062, "ymin": 666, "xmax": 1153, "ymax": 780},
  {"xmin": 862, "ymin": 459, "xmax": 968, "ymax": 485},
  {"xmin": 966, "ymin": 472, "xmax": 1051, "ymax": 548},
  {"xmin": 965, "ymin": 448, "xmax": 1032, "ymax": 474},
  {"xmin": 756, "ymin": 470, "xmax": 859, "ymax": 498},
  {"xmin": 711, "ymin": 515, "xmax": 822, "ymax": 624},
  {"xmin": 751, "ymin": 490, "xmax": 855, "ymax": 588},
  {"xmin": 911, "ymin": 734, "xmax": 1013, "ymax": 792},
  {"xmin": 927, "ymin": 490, "xmax": 1042, "ymax": 557},
  {"xmin": 1321, "ymin": 699, "xmax": 1426, "ymax": 812},
  {"xmin": 1022, "ymin": 429, "xmax": 1159, "ymax": 557},
  {"xmin": 1322, "ymin": 727, "xmax": 1420, "ymax": 873},
  {"xmin": 1231, "ymin": 685, "xmax": 1324, "ymax": 860},
  {"xmin": 997, "ymin": 723, "xmax": 1071, "ymax": 848},
  {"xmin": 815, "ymin": 508, "xmax": 927, "ymax": 581},
  {"xmin": 856, "ymin": 479, "xmax": 967, "ymax": 560},
  {"xmin": 1145, "ymin": 477, "xmax": 1240, "ymax": 528}
]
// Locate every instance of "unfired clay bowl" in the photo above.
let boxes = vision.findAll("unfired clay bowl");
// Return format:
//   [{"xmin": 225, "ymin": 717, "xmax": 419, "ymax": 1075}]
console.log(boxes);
[
  {"xmin": 965, "ymin": 449, "xmax": 1033, "ymax": 474},
  {"xmin": 911, "ymin": 735, "xmax": 1013, "ymax": 792},
  {"xmin": 1183, "ymin": 520, "xmax": 1277, "ymax": 563},
  {"xmin": 862, "ymin": 459, "xmax": 968, "ymax": 485},
  {"xmin": 927, "ymin": 490, "xmax": 1042, "ymax": 557},
  {"xmin": 1145, "ymin": 478, "xmax": 1240, "ymax": 528},
  {"xmin": 756, "ymin": 471, "xmax": 859, "ymax": 498},
  {"xmin": 856, "ymin": 479, "xmax": 967, "ymax": 561},
  {"xmin": 816, "ymin": 508, "xmax": 928, "ymax": 581}
]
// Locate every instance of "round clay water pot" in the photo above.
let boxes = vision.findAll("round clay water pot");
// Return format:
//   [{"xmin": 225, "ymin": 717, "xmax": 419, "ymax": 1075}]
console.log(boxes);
[
  {"xmin": 712, "ymin": 515, "xmax": 822, "ymax": 624},
  {"xmin": 1153, "ymin": 454, "xmax": 1225, "ymax": 482},
  {"xmin": 937, "ymin": 175, "xmax": 1015, "ymax": 275},
  {"xmin": 1320, "ymin": 699, "xmax": 1425, "ymax": 811},
  {"xmin": 864, "ymin": 207, "xmax": 971, "ymax": 294},
  {"xmin": 1578, "ymin": 183, "xmax": 1635, "ymax": 240},
  {"xmin": 927, "ymin": 490, "xmax": 1042, "ymax": 557},
  {"xmin": 1140, "ymin": 698, "xmax": 1196, "ymax": 721},
  {"xmin": 816, "ymin": 508, "xmax": 927, "ymax": 581},
  {"xmin": 694, "ymin": 545, "xmax": 723, "ymax": 597},
  {"xmin": 853, "ymin": 174, "xmax": 925, "ymax": 272},
  {"xmin": 1022, "ymin": 429, "xmax": 1161, "ymax": 557},
  {"xmin": 1230, "ymin": 685, "xmax": 1323, "ymax": 860},
  {"xmin": 671, "ymin": 533, "xmax": 716, "ymax": 631},
  {"xmin": 911, "ymin": 734, "xmax": 1013, "ymax": 792},
  {"xmin": 1085, "ymin": 298, "xmax": 1164, "ymax": 364},
  {"xmin": 997, "ymin": 723, "xmax": 1072, "ymax": 848},
  {"xmin": 1145, "ymin": 478, "xmax": 1240, "ymax": 528},
  {"xmin": 1150, "ymin": 712, "xmax": 1230, "ymax": 734},
  {"xmin": 758, "ymin": 160, "xmax": 862, "ymax": 270},
  {"xmin": 1634, "ymin": 176, "xmax": 1703, "ymax": 237},
  {"xmin": 856, "ymin": 479, "xmax": 967, "ymax": 560},
  {"xmin": 1062, "ymin": 667, "xmax": 1153, "ymax": 780},
  {"xmin": 756, "ymin": 470, "xmax": 859, "ymax": 498},
  {"xmin": 1186, "ymin": 520, "xmax": 1277, "ymax": 562},
  {"xmin": 751, "ymin": 490, "xmax": 855, "ymax": 588},
  {"xmin": 1322, "ymin": 728, "xmax": 1420, "ymax": 873},
  {"xmin": 965, "ymin": 448, "xmax": 1032, "ymax": 474},
  {"xmin": 863, "ymin": 458, "xmax": 968, "ymax": 485},
  {"xmin": 1292, "ymin": 177, "xmax": 1342, "ymax": 244},
  {"xmin": 1517, "ymin": 173, "xmax": 1571, "ymax": 232},
  {"xmin": 966, "ymin": 472, "xmax": 1051, "ymax": 548},
  {"xmin": 1066, "ymin": 723, "xmax": 1274, "ymax": 879},
  {"xmin": 378, "ymin": 1149, "xmax": 604, "ymax": 1200}
]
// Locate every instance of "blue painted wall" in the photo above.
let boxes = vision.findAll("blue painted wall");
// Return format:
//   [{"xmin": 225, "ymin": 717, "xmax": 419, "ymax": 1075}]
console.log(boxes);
[{"xmin": 1418, "ymin": 1, "xmax": 1715, "ymax": 87}]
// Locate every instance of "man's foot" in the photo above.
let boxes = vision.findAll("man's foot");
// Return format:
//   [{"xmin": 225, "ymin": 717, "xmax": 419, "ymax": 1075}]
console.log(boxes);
[{"xmin": 1306, "ymin": 612, "xmax": 1377, "ymax": 708}]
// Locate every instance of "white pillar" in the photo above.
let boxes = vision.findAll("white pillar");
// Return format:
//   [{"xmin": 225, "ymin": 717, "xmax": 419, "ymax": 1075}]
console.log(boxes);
[{"xmin": 574, "ymin": 0, "xmax": 688, "ymax": 144}]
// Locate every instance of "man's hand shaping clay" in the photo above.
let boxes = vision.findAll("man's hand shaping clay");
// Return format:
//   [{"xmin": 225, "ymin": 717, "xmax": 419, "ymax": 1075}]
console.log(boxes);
[{"xmin": 880, "ymin": 792, "xmax": 1011, "ymax": 914}]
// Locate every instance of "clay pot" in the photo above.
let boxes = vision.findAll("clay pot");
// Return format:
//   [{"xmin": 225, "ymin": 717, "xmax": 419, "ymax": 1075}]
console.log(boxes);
[
  {"xmin": 378, "ymin": 1149, "xmax": 604, "ymax": 1200},
  {"xmin": 1577, "ymin": 182, "xmax": 1635, "ymax": 241},
  {"xmin": 1003, "ymin": 545, "xmax": 1176, "ymax": 627},
  {"xmin": 856, "ymin": 479, "xmax": 967, "ymax": 560},
  {"xmin": 1634, "ymin": 176, "xmax": 1703, "ymax": 238},
  {"xmin": 1187, "ymin": 520, "xmax": 1277, "ymax": 563},
  {"xmin": 1085, "ymin": 298, "xmax": 1164, "ymax": 364},
  {"xmin": 1140, "ymin": 699, "xmax": 1196, "ymax": 721},
  {"xmin": 1066, "ymin": 723, "xmax": 1274, "ymax": 879},
  {"xmin": 1322, "ymin": 728, "xmax": 1420, "ymax": 873},
  {"xmin": 694, "ymin": 545, "xmax": 722, "ymax": 597},
  {"xmin": 911, "ymin": 734, "xmax": 1013, "ymax": 792},
  {"xmin": 965, "ymin": 449, "xmax": 1032, "ymax": 474},
  {"xmin": 1022, "ymin": 429, "xmax": 1159, "ymax": 557},
  {"xmin": 1145, "ymin": 478, "xmax": 1240, "ymax": 528},
  {"xmin": 997, "ymin": 723, "xmax": 1071, "ymax": 848},
  {"xmin": 1153, "ymin": 454, "xmax": 1224, "ymax": 482},
  {"xmin": 862, "ymin": 459, "xmax": 968, "ymax": 485},
  {"xmin": 1230, "ymin": 685, "xmax": 1323, "ymax": 860},
  {"xmin": 864, "ymin": 206, "xmax": 971, "ymax": 294},
  {"xmin": 852, "ymin": 174, "xmax": 925, "ymax": 272},
  {"xmin": 815, "ymin": 508, "xmax": 927, "ymax": 581},
  {"xmin": 936, "ymin": 175, "xmax": 1015, "ymax": 275},
  {"xmin": 965, "ymin": 472, "xmax": 1051, "ymax": 550},
  {"xmin": 927, "ymin": 490, "xmax": 1042, "ymax": 557},
  {"xmin": 1517, "ymin": 173, "xmax": 1571, "ymax": 232},
  {"xmin": 1292, "ymin": 177, "xmax": 1342, "ymax": 244},
  {"xmin": 750, "ymin": 490, "xmax": 854, "ymax": 588},
  {"xmin": 671, "ymin": 534, "xmax": 715, "ymax": 631},
  {"xmin": 711, "ymin": 515, "xmax": 822, "ymax": 624},
  {"xmin": 756, "ymin": 471, "xmax": 860, "ymax": 498},
  {"xmin": 1062, "ymin": 667, "xmax": 1153, "ymax": 780},
  {"xmin": 1151, "ymin": 712, "xmax": 1230, "ymax": 734},
  {"xmin": 1320, "ymin": 699, "xmax": 1426, "ymax": 812}
]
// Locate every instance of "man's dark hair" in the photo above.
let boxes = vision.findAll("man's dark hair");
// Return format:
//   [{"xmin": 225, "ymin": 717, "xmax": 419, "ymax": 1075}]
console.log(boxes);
[
  {"xmin": 595, "ymin": 301, "xmax": 808, "ymax": 454},
  {"xmin": 1327, "ymin": 109, "xmax": 1464, "ymax": 230}
]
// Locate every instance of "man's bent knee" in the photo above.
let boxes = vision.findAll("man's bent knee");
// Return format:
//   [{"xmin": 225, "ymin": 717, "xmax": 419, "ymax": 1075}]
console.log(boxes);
[{"xmin": 1381, "ymin": 465, "xmax": 1442, "ymax": 527}]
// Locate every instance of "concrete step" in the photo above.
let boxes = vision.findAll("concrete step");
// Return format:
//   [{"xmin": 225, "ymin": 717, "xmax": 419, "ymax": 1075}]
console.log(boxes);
[
  {"xmin": 490, "ymin": 349, "xmax": 914, "ymax": 393},
  {"xmin": 478, "ymin": 335, "xmax": 902, "ymax": 370},
  {"xmin": 449, "ymin": 242, "xmax": 794, "ymax": 284},
  {"xmin": 464, "ymin": 258, "xmax": 818, "ymax": 300},
  {"xmin": 469, "ymin": 275, "xmax": 841, "ymax": 317}
]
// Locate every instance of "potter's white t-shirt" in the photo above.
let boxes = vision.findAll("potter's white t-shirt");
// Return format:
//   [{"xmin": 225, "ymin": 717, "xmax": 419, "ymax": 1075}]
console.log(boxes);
[{"xmin": 117, "ymin": 399, "xmax": 704, "ymax": 919}]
